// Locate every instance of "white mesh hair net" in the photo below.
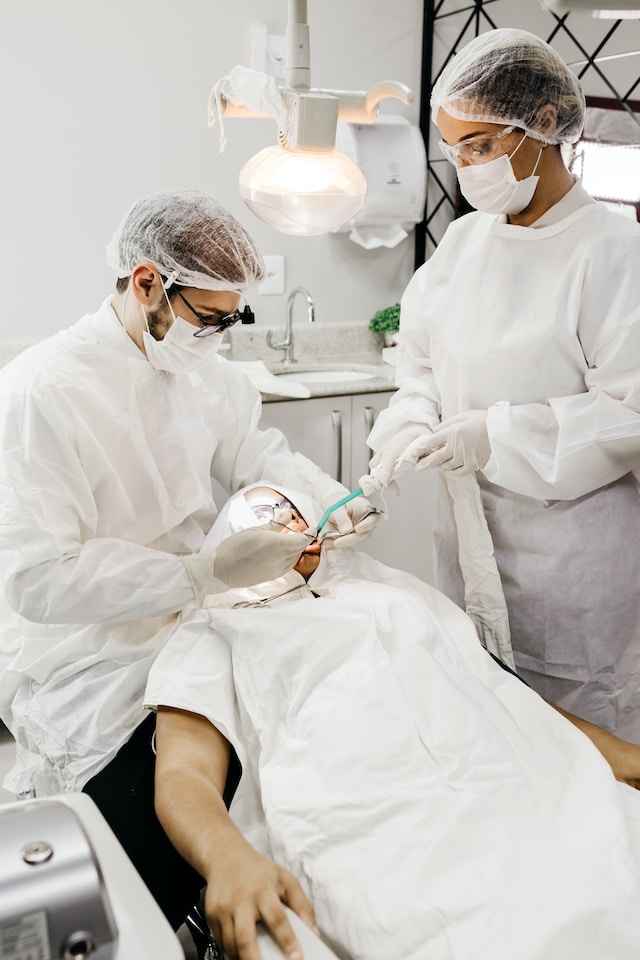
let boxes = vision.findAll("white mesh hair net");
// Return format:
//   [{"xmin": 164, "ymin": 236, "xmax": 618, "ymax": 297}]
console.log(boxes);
[
  {"xmin": 106, "ymin": 189, "xmax": 266, "ymax": 291},
  {"xmin": 430, "ymin": 28, "xmax": 585, "ymax": 145}
]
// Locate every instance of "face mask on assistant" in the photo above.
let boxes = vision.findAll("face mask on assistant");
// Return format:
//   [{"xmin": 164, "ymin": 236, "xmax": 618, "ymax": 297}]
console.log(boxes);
[
  {"xmin": 456, "ymin": 134, "xmax": 543, "ymax": 216},
  {"xmin": 142, "ymin": 288, "xmax": 225, "ymax": 375}
]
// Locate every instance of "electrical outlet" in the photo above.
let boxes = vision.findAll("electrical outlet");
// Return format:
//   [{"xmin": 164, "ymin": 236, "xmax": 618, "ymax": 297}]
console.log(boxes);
[{"xmin": 259, "ymin": 256, "xmax": 285, "ymax": 296}]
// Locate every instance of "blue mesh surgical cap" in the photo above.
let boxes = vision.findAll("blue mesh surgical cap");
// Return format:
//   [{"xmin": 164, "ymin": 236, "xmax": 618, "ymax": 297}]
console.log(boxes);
[
  {"xmin": 106, "ymin": 189, "xmax": 266, "ymax": 291},
  {"xmin": 430, "ymin": 28, "xmax": 585, "ymax": 145}
]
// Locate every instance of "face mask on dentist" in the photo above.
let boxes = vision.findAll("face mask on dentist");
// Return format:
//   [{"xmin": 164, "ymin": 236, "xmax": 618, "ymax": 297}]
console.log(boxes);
[
  {"xmin": 142, "ymin": 290, "xmax": 225, "ymax": 375},
  {"xmin": 456, "ymin": 133, "xmax": 544, "ymax": 216}
]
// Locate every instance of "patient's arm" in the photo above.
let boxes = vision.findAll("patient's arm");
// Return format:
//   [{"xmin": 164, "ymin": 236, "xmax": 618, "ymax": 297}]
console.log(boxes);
[
  {"xmin": 154, "ymin": 706, "xmax": 317, "ymax": 960},
  {"xmin": 551, "ymin": 704, "xmax": 640, "ymax": 790}
]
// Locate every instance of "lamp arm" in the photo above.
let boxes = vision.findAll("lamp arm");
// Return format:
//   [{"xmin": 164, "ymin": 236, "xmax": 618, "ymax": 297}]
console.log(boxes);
[
  {"xmin": 314, "ymin": 82, "xmax": 415, "ymax": 123},
  {"xmin": 208, "ymin": 71, "xmax": 416, "ymax": 154}
]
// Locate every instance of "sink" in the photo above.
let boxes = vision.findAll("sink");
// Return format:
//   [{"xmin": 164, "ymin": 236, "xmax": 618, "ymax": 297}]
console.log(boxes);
[{"xmin": 275, "ymin": 370, "xmax": 378, "ymax": 384}]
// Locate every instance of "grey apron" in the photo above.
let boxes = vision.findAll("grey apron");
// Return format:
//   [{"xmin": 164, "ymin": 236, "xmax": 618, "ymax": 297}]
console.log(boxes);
[{"xmin": 434, "ymin": 470, "xmax": 640, "ymax": 740}]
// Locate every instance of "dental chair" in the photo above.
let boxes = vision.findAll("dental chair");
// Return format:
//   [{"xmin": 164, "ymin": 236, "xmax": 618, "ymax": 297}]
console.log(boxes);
[{"xmin": 0, "ymin": 792, "xmax": 183, "ymax": 959}]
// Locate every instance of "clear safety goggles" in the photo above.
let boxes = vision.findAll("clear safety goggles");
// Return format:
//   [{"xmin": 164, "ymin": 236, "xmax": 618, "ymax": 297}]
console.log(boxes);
[
  {"xmin": 250, "ymin": 496, "xmax": 302, "ymax": 525},
  {"xmin": 438, "ymin": 125, "xmax": 517, "ymax": 166}
]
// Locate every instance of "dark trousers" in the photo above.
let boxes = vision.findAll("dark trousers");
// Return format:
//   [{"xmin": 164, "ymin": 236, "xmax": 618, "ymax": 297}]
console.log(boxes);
[{"xmin": 83, "ymin": 712, "xmax": 204, "ymax": 931}]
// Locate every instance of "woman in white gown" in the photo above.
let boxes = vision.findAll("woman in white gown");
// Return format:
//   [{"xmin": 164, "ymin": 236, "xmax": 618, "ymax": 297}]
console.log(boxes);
[
  {"xmin": 146, "ymin": 484, "xmax": 640, "ymax": 960},
  {"xmin": 367, "ymin": 29, "xmax": 640, "ymax": 738}
]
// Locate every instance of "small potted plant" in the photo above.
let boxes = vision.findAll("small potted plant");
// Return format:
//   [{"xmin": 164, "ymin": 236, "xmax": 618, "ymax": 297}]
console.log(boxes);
[{"xmin": 369, "ymin": 303, "xmax": 400, "ymax": 347}]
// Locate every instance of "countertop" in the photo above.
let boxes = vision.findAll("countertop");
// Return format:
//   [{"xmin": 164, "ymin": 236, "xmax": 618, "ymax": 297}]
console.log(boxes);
[
  {"xmin": 224, "ymin": 322, "xmax": 398, "ymax": 402},
  {"xmin": 260, "ymin": 360, "xmax": 397, "ymax": 402}
]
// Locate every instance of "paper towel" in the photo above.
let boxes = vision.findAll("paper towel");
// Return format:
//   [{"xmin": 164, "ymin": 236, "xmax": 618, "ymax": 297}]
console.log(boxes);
[
  {"xmin": 231, "ymin": 360, "xmax": 311, "ymax": 399},
  {"xmin": 347, "ymin": 223, "xmax": 410, "ymax": 250}
]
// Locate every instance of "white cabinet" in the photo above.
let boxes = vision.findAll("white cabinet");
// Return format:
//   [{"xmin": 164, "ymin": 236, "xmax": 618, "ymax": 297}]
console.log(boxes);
[{"xmin": 260, "ymin": 392, "xmax": 437, "ymax": 583}]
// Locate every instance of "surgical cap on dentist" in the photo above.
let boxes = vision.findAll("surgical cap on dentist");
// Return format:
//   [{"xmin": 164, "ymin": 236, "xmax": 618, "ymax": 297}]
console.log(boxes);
[
  {"xmin": 106, "ymin": 189, "xmax": 266, "ymax": 291},
  {"xmin": 430, "ymin": 28, "xmax": 585, "ymax": 145}
]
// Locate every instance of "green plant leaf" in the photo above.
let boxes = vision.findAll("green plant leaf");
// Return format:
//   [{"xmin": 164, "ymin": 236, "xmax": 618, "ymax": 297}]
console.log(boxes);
[{"xmin": 368, "ymin": 303, "xmax": 400, "ymax": 333}]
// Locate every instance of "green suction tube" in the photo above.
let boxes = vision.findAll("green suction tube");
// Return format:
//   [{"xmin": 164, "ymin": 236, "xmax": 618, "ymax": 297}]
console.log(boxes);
[{"xmin": 316, "ymin": 487, "xmax": 364, "ymax": 533}]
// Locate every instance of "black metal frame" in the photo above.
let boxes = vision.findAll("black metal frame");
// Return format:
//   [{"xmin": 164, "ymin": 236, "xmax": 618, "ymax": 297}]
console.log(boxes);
[{"xmin": 415, "ymin": 0, "xmax": 640, "ymax": 269}]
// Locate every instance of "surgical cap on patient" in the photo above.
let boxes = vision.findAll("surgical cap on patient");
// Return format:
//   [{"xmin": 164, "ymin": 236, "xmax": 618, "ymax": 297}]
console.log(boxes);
[
  {"xmin": 206, "ymin": 483, "xmax": 323, "ymax": 549},
  {"xmin": 106, "ymin": 189, "xmax": 266, "ymax": 291},
  {"xmin": 430, "ymin": 28, "xmax": 585, "ymax": 145}
]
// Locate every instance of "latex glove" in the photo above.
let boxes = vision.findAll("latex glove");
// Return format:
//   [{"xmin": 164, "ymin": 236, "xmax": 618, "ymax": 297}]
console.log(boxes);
[
  {"xmin": 208, "ymin": 523, "xmax": 310, "ymax": 590},
  {"xmin": 313, "ymin": 475, "xmax": 382, "ymax": 549},
  {"xmin": 368, "ymin": 422, "xmax": 434, "ymax": 488},
  {"xmin": 214, "ymin": 523, "xmax": 311, "ymax": 586},
  {"xmin": 414, "ymin": 410, "xmax": 490, "ymax": 476}
]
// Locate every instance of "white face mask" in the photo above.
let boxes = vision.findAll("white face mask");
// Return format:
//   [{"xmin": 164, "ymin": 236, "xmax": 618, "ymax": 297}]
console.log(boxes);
[
  {"xmin": 142, "ymin": 295, "xmax": 225, "ymax": 375},
  {"xmin": 456, "ymin": 135, "xmax": 543, "ymax": 216}
]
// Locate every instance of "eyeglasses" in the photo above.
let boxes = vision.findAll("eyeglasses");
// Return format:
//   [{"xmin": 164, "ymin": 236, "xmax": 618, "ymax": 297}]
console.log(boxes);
[
  {"xmin": 250, "ymin": 496, "xmax": 302, "ymax": 524},
  {"xmin": 173, "ymin": 289, "xmax": 255, "ymax": 337},
  {"xmin": 438, "ymin": 125, "xmax": 517, "ymax": 166}
]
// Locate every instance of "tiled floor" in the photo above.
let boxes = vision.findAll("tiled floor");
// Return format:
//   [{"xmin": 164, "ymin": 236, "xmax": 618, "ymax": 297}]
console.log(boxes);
[{"xmin": 0, "ymin": 724, "xmax": 198, "ymax": 958}]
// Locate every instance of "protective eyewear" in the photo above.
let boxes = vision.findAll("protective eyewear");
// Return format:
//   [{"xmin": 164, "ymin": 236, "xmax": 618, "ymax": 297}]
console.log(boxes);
[
  {"xmin": 438, "ymin": 125, "xmax": 517, "ymax": 166},
  {"xmin": 173, "ymin": 289, "xmax": 255, "ymax": 337},
  {"xmin": 250, "ymin": 496, "xmax": 302, "ymax": 524}
]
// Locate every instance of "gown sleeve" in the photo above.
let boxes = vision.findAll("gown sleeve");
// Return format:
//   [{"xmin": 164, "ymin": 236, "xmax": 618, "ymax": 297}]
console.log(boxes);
[
  {"xmin": 0, "ymin": 360, "xmax": 325, "ymax": 626},
  {"xmin": 0, "ymin": 386, "xmax": 196, "ymax": 624}
]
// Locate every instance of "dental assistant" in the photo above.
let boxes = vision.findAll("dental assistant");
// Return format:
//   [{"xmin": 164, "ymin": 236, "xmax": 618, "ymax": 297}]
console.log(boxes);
[
  {"xmin": 0, "ymin": 189, "xmax": 379, "ymax": 932},
  {"xmin": 368, "ymin": 29, "xmax": 640, "ymax": 739}
]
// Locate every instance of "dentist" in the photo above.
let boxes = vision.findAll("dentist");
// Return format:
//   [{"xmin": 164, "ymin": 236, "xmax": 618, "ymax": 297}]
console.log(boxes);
[{"xmin": 0, "ymin": 188, "xmax": 378, "ymax": 934}]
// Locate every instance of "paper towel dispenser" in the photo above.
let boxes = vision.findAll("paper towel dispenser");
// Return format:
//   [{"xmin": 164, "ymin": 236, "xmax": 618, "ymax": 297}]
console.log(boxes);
[{"xmin": 334, "ymin": 115, "xmax": 427, "ymax": 248}]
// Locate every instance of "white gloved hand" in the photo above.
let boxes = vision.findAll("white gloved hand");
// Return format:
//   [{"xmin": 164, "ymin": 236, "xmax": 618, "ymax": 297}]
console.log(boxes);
[
  {"xmin": 368, "ymin": 422, "xmax": 434, "ymax": 488},
  {"xmin": 313, "ymin": 475, "xmax": 382, "ymax": 549},
  {"xmin": 209, "ymin": 523, "xmax": 310, "ymax": 588},
  {"xmin": 414, "ymin": 410, "xmax": 490, "ymax": 475},
  {"xmin": 213, "ymin": 523, "xmax": 311, "ymax": 586}
]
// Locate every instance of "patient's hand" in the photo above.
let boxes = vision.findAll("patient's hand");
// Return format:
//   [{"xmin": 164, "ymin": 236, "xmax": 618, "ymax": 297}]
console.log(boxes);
[
  {"xmin": 590, "ymin": 731, "xmax": 640, "ymax": 790},
  {"xmin": 154, "ymin": 707, "xmax": 319, "ymax": 958},
  {"xmin": 552, "ymin": 704, "xmax": 640, "ymax": 790},
  {"xmin": 204, "ymin": 835, "xmax": 317, "ymax": 960}
]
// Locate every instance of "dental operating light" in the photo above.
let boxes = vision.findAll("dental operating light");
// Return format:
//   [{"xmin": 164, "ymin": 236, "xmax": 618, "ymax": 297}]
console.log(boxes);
[{"xmin": 208, "ymin": 0, "xmax": 414, "ymax": 236}]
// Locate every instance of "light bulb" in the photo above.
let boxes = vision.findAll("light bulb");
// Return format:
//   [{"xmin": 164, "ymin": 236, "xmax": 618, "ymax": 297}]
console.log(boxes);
[{"xmin": 239, "ymin": 145, "xmax": 367, "ymax": 236}]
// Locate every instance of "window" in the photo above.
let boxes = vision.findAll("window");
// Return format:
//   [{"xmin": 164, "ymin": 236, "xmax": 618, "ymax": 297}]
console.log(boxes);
[{"xmin": 566, "ymin": 96, "xmax": 640, "ymax": 221}]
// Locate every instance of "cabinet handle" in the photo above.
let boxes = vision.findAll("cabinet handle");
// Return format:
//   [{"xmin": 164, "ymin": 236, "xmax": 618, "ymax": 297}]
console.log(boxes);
[
  {"xmin": 331, "ymin": 410, "xmax": 343, "ymax": 484},
  {"xmin": 363, "ymin": 405, "xmax": 376, "ymax": 463}
]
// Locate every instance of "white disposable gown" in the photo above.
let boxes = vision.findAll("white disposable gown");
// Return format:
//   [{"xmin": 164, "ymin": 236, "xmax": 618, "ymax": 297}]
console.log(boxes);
[
  {"xmin": 368, "ymin": 181, "xmax": 640, "ymax": 738},
  {"xmin": 0, "ymin": 298, "xmax": 323, "ymax": 795},
  {"xmin": 145, "ymin": 487, "xmax": 640, "ymax": 960}
]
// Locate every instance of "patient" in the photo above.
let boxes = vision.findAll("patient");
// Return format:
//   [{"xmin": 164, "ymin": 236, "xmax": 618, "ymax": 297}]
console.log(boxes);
[{"xmin": 146, "ymin": 484, "xmax": 640, "ymax": 960}]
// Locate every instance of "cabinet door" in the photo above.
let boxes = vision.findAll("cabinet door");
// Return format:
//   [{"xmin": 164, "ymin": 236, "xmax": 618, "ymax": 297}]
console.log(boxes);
[
  {"xmin": 351, "ymin": 392, "xmax": 437, "ymax": 584},
  {"xmin": 260, "ymin": 397, "xmax": 352, "ymax": 485}
]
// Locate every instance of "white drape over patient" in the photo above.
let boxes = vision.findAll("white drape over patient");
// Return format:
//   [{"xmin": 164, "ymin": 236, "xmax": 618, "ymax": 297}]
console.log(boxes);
[{"xmin": 146, "ymin": 485, "xmax": 640, "ymax": 960}]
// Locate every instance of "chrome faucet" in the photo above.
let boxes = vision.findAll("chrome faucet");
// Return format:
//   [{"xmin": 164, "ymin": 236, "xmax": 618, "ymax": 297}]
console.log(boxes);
[{"xmin": 267, "ymin": 287, "xmax": 315, "ymax": 366}]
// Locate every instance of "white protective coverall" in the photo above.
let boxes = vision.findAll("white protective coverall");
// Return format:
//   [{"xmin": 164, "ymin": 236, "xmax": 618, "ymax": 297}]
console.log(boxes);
[
  {"xmin": 368, "ymin": 180, "xmax": 640, "ymax": 739},
  {"xmin": 0, "ymin": 298, "xmax": 324, "ymax": 796},
  {"xmin": 145, "ymin": 485, "xmax": 640, "ymax": 960}
]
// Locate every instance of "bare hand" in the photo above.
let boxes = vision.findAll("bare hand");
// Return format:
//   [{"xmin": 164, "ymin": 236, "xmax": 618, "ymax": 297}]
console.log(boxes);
[{"xmin": 204, "ymin": 837, "xmax": 318, "ymax": 960}]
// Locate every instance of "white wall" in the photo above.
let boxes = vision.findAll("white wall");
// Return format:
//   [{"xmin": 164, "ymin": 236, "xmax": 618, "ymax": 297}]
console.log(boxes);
[{"xmin": 0, "ymin": 0, "xmax": 423, "ymax": 340}]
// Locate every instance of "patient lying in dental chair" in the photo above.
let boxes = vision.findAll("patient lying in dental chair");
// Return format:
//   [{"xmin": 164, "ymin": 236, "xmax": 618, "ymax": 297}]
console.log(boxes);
[{"xmin": 145, "ymin": 484, "xmax": 640, "ymax": 960}]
